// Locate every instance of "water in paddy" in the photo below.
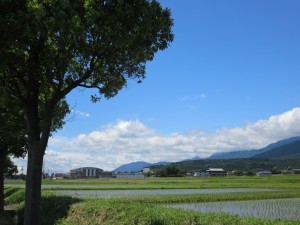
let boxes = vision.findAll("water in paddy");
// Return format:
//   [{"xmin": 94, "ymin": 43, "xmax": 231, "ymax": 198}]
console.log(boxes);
[
  {"xmin": 52, "ymin": 188, "xmax": 276, "ymax": 198},
  {"xmin": 167, "ymin": 198, "xmax": 300, "ymax": 220}
]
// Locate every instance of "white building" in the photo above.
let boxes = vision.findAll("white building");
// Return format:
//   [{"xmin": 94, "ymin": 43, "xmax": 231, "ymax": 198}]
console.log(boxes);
[
  {"xmin": 194, "ymin": 171, "xmax": 210, "ymax": 177},
  {"xmin": 256, "ymin": 171, "xmax": 272, "ymax": 176},
  {"xmin": 143, "ymin": 167, "xmax": 150, "ymax": 173},
  {"xmin": 206, "ymin": 168, "xmax": 227, "ymax": 176}
]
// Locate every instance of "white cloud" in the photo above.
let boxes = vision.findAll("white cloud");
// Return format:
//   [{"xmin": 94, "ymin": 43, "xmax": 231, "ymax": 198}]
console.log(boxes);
[
  {"xmin": 70, "ymin": 110, "xmax": 90, "ymax": 118},
  {"xmin": 13, "ymin": 108, "xmax": 300, "ymax": 173},
  {"xmin": 181, "ymin": 93, "xmax": 206, "ymax": 102},
  {"xmin": 196, "ymin": 93, "xmax": 206, "ymax": 100},
  {"xmin": 77, "ymin": 111, "xmax": 90, "ymax": 117}
]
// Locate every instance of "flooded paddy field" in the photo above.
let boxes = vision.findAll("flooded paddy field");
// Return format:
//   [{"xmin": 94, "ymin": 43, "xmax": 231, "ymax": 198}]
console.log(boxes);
[
  {"xmin": 167, "ymin": 198, "xmax": 300, "ymax": 220},
  {"xmin": 51, "ymin": 188, "xmax": 278, "ymax": 199}
]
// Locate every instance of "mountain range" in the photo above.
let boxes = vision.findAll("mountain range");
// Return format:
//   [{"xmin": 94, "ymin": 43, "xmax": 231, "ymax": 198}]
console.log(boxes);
[
  {"xmin": 113, "ymin": 136, "xmax": 300, "ymax": 172},
  {"xmin": 113, "ymin": 161, "xmax": 170, "ymax": 172},
  {"xmin": 209, "ymin": 136, "xmax": 300, "ymax": 159},
  {"xmin": 253, "ymin": 140, "xmax": 300, "ymax": 160}
]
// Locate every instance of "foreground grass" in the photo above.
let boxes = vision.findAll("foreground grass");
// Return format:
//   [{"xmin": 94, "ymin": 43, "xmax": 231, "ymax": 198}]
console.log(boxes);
[
  {"xmin": 4, "ymin": 188, "xmax": 300, "ymax": 225},
  {"xmin": 56, "ymin": 200, "xmax": 300, "ymax": 225},
  {"xmin": 3, "ymin": 176, "xmax": 300, "ymax": 224}
]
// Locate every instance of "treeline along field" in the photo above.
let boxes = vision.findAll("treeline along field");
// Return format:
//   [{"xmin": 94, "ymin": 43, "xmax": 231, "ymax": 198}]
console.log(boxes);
[{"xmin": 150, "ymin": 158, "xmax": 300, "ymax": 173}]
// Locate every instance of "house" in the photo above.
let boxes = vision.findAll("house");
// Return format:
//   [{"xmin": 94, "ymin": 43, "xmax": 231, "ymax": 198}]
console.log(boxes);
[
  {"xmin": 52, "ymin": 173, "xmax": 67, "ymax": 179},
  {"xmin": 206, "ymin": 168, "xmax": 227, "ymax": 176},
  {"xmin": 281, "ymin": 169, "xmax": 293, "ymax": 174},
  {"xmin": 256, "ymin": 171, "xmax": 272, "ymax": 176},
  {"xmin": 143, "ymin": 167, "xmax": 150, "ymax": 173},
  {"xmin": 292, "ymin": 169, "xmax": 300, "ymax": 174},
  {"xmin": 194, "ymin": 171, "xmax": 210, "ymax": 177},
  {"xmin": 194, "ymin": 168, "xmax": 227, "ymax": 177}
]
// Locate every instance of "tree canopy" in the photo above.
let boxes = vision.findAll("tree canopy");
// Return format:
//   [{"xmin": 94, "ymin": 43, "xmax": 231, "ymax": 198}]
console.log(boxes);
[
  {"xmin": 1, "ymin": 0, "xmax": 173, "ymax": 102},
  {"xmin": 0, "ymin": 1, "xmax": 173, "ymax": 224}
]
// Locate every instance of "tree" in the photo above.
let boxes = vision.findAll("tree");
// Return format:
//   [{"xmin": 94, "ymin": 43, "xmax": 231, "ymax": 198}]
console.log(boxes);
[
  {"xmin": 0, "ymin": 157, "xmax": 17, "ymax": 214},
  {"xmin": 165, "ymin": 164, "xmax": 180, "ymax": 177},
  {"xmin": 155, "ymin": 165, "xmax": 183, "ymax": 177},
  {"xmin": 0, "ymin": 89, "xmax": 69, "ymax": 215},
  {"xmin": 0, "ymin": 91, "xmax": 27, "ymax": 214},
  {"xmin": 0, "ymin": 1, "xmax": 173, "ymax": 224}
]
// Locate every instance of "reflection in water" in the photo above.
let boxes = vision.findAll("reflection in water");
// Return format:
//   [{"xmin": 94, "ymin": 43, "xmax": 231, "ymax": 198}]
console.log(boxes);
[
  {"xmin": 52, "ymin": 188, "xmax": 276, "ymax": 198},
  {"xmin": 167, "ymin": 198, "xmax": 300, "ymax": 220}
]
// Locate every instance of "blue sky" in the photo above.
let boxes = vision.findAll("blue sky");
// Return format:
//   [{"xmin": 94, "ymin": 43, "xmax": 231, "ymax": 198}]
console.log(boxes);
[{"xmin": 15, "ymin": 0, "xmax": 300, "ymax": 172}]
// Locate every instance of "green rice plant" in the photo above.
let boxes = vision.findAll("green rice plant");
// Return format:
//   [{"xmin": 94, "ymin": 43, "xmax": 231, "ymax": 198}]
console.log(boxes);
[
  {"xmin": 40, "ymin": 193, "xmax": 81, "ymax": 225},
  {"xmin": 55, "ymin": 199, "xmax": 300, "ymax": 225},
  {"xmin": 6, "ymin": 192, "xmax": 80, "ymax": 225},
  {"xmin": 5, "ymin": 175, "xmax": 300, "ymax": 190},
  {"xmin": 4, "ymin": 187, "xmax": 20, "ymax": 199},
  {"xmin": 5, "ymin": 189, "xmax": 25, "ymax": 205}
]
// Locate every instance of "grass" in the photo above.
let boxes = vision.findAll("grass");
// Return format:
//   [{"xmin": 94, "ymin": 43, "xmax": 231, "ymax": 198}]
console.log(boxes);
[
  {"xmin": 5, "ymin": 175, "xmax": 300, "ymax": 190},
  {"xmin": 56, "ymin": 200, "xmax": 300, "ymax": 225},
  {"xmin": 3, "ymin": 175, "xmax": 300, "ymax": 224}
]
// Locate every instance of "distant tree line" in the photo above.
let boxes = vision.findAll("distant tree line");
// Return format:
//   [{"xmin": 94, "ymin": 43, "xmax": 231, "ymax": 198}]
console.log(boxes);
[
  {"xmin": 150, "ymin": 158, "xmax": 300, "ymax": 175},
  {"xmin": 155, "ymin": 165, "xmax": 186, "ymax": 177}
]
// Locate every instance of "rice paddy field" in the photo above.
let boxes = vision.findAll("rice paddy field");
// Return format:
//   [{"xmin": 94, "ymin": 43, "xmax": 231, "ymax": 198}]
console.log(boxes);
[{"xmin": 4, "ymin": 175, "xmax": 300, "ymax": 225}]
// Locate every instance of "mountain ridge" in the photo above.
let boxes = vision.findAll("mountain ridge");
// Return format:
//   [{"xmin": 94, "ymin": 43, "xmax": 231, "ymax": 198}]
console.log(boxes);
[
  {"xmin": 209, "ymin": 136, "xmax": 300, "ymax": 159},
  {"xmin": 113, "ymin": 136, "xmax": 300, "ymax": 172},
  {"xmin": 113, "ymin": 161, "xmax": 172, "ymax": 172},
  {"xmin": 253, "ymin": 140, "xmax": 300, "ymax": 159}
]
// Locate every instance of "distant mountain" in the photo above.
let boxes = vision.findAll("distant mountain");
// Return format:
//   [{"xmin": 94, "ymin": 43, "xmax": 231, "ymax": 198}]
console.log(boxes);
[
  {"xmin": 253, "ymin": 140, "xmax": 300, "ymax": 160},
  {"xmin": 114, "ymin": 137, "xmax": 300, "ymax": 172},
  {"xmin": 209, "ymin": 150, "xmax": 257, "ymax": 159},
  {"xmin": 152, "ymin": 161, "xmax": 171, "ymax": 166},
  {"xmin": 209, "ymin": 136, "xmax": 300, "ymax": 159},
  {"xmin": 114, "ymin": 161, "xmax": 171, "ymax": 172},
  {"xmin": 113, "ymin": 161, "xmax": 152, "ymax": 172},
  {"xmin": 181, "ymin": 156, "xmax": 202, "ymax": 161}
]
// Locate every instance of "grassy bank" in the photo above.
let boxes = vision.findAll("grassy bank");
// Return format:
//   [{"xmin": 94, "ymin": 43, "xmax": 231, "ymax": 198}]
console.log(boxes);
[
  {"xmin": 3, "ymin": 175, "xmax": 300, "ymax": 224},
  {"xmin": 56, "ymin": 200, "xmax": 300, "ymax": 225},
  {"xmin": 4, "ymin": 190, "xmax": 300, "ymax": 225}
]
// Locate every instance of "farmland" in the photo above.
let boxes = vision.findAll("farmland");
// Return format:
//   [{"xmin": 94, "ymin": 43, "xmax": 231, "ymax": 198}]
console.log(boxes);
[{"xmin": 4, "ymin": 175, "xmax": 300, "ymax": 224}]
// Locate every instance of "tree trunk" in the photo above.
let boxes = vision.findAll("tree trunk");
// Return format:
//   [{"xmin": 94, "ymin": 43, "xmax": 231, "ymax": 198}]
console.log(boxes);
[
  {"xmin": 0, "ymin": 156, "xmax": 4, "ymax": 214},
  {"xmin": 23, "ymin": 105, "xmax": 51, "ymax": 225},
  {"xmin": 23, "ymin": 106, "xmax": 46, "ymax": 225},
  {"xmin": 23, "ymin": 143, "xmax": 44, "ymax": 225}
]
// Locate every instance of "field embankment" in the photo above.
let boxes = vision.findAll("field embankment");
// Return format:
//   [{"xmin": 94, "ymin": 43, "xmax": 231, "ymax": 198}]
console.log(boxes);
[{"xmin": 3, "ymin": 175, "xmax": 300, "ymax": 225}]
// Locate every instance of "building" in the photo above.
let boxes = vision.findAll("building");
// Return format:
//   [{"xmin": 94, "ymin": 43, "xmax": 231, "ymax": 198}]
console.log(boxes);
[
  {"xmin": 281, "ymin": 169, "xmax": 293, "ymax": 174},
  {"xmin": 206, "ymin": 168, "xmax": 227, "ymax": 176},
  {"xmin": 115, "ymin": 172, "xmax": 145, "ymax": 178},
  {"xmin": 143, "ymin": 167, "xmax": 150, "ymax": 173},
  {"xmin": 70, "ymin": 167, "xmax": 103, "ymax": 178},
  {"xmin": 99, "ymin": 171, "xmax": 114, "ymax": 178},
  {"xmin": 53, "ymin": 173, "xmax": 67, "ymax": 179},
  {"xmin": 292, "ymin": 169, "xmax": 300, "ymax": 174},
  {"xmin": 194, "ymin": 171, "xmax": 210, "ymax": 177},
  {"xmin": 256, "ymin": 171, "xmax": 272, "ymax": 176},
  {"xmin": 193, "ymin": 168, "xmax": 227, "ymax": 177}
]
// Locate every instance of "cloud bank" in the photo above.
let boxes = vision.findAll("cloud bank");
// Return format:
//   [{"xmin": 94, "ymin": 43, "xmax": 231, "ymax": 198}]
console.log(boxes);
[{"xmin": 14, "ymin": 108, "xmax": 300, "ymax": 173}]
